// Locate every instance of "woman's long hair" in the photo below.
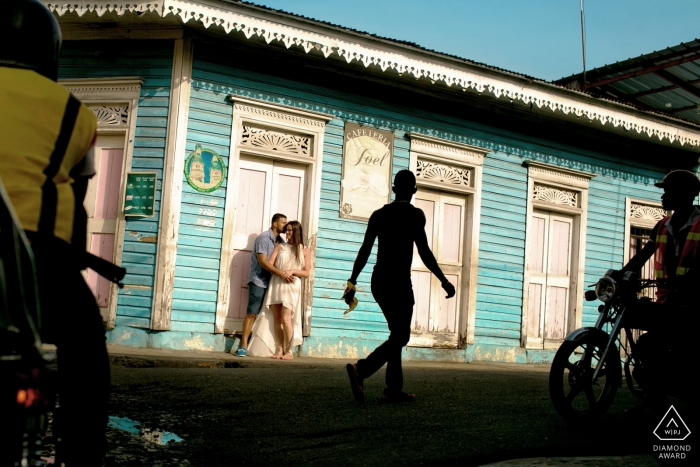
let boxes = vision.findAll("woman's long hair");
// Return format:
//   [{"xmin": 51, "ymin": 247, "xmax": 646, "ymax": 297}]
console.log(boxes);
[{"xmin": 286, "ymin": 221, "xmax": 304, "ymax": 263}]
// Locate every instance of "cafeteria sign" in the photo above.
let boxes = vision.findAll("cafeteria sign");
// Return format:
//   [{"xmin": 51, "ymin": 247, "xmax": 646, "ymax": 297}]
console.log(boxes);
[
  {"xmin": 184, "ymin": 144, "xmax": 226, "ymax": 193},
  {"xmin": 339, "ymin": 123, "xmax": 393, "ymax": 220},
  {"xmin": 123, "ymin": 172, "xmax": 156, "ymax": 217}
]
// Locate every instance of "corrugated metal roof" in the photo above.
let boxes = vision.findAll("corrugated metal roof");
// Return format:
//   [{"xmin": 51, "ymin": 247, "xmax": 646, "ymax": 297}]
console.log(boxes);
[{"xmin": 555, "ymin": 39, "xmax": 700, "ymax": 124}]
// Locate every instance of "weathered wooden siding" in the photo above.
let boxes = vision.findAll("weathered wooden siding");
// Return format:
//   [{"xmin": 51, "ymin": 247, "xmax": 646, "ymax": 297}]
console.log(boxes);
[
  {"xmin": 59, "ymin": 40, "xmax": 174, "ymax": 329},
  {"xmin": 173, "ymin": 46, "xmax": 671, "ymax": 347},
  {"xmin": 169, "ymin": 59, "xmax": 232, "ymax": 334}
]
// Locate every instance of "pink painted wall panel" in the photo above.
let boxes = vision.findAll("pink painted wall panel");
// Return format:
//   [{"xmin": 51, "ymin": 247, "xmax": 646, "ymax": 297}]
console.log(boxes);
[
  {"xmin": 528, "ymin": 217, "xmax": 546, "ymax": 273},
  {"xmin": 411, "ymin": 270, "xmax": 431, "ymax": 331},
  {"xmin": 545, "ymin": 286, "xmax": 568, "ymax": 340},
  {"xmin": 527, "ymin": 283, "xmax": 542, "ymax": 338},
  {"xmin": 228, "ymin": 250, "xmax": 252, "ymax": 319},
  {"xmin": 441, "ymin": 204, "xmax": 462, "ymax": 263},
  {"xmin": 94, "ymin": 149, "xmax": 124, "ymax": 219},
  {"xmin": 437, "ymin": 273, "xmax": 459, "ymax": 332},
  {"xmin": 234, "ymin": 169, "xmax": 266, "ymax": 238},
  {"xmin": 549, "ymin": 220, "xmax": 571, "ymax": 276},
  {"xmin": 277, "ymin": 174, "xmax": 302, "ymax": 221},
  {"xmin": 87, "ymin": 233, "xmax": 115, "ymax": 307}
]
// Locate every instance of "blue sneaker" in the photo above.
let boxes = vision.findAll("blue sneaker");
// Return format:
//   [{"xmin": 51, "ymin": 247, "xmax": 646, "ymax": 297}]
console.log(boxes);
[{"xmin": 236, "ymin": 348, "xmax": 247, "ymax": 357}]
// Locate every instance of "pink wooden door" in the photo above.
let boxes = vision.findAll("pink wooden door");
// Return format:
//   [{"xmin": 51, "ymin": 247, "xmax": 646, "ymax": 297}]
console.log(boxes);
[
  {"xmin": 225, "ymin": 157, "xmax": 305, "ymax": 333},
  {"xmin": 526, "ymin": 211, "xmax": 573, "ymax": 348},
  {"xmin": 85, "ymin": 135, "xmax": 125, "ymax": 322},
  {"xmin": 409, "ymin": 189, "xmax": 465, "ymax": 348}
]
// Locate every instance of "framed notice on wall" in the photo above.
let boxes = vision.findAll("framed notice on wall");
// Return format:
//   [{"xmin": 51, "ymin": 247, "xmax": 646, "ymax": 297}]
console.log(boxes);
[
  {"xmin": 339, "ymin": 123, "xmax": 394, "ymax": 221},
  {"xmin": 123, "ymin": 172, "xmax": 156, "ymax": 217}
]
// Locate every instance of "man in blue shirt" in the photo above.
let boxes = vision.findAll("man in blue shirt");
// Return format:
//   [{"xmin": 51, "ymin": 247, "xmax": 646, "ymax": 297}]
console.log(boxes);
[{"xmin": 235, "ymin": 213, "xmax": 293, "ymax": 356}]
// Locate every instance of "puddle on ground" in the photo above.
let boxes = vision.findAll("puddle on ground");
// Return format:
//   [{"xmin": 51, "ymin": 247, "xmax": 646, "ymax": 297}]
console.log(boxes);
[{"xmin": 108, "ymin": 416, "xmax": 184, "ymax": 445}]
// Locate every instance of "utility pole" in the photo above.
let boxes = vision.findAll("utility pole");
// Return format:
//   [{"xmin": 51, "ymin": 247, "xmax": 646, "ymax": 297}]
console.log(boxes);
[{"xmin": 580, "ymin": 0, "xmax": 587, "ymax": 91}]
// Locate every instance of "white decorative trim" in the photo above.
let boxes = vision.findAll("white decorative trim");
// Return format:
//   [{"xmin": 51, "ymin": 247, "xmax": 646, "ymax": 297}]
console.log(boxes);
[
  {"xmin": 533, "ymin": 184, "xmax": 578, "ymax": 208},
  {"xmin": 525, "ymin": 160, "xmax": 594, "ymax": 190},
  {"xmin": 407, "ymin": 133, "xmax": 487, "ymax": 166},
  {"xmin": 416, "ymin": 159, "xmax": 471, "ymax": 188},
  {"xmin": 240, "ymin": 125, "xmax": 311, "ymax": 156},
  {"xmin": 630, "ymin": 202, "xmax": 666, "ymax": 223},
  {"xmin": 60, "ymin": 78, "xmax": 143, "ymax": 101},
  {"xmin": 231, "ymin": 101, "xmax": 330, "ymax": 128},
  {"xmin": 48, "ymin": 1, "xmax": 700, "ymax": 148},
  {"xmin": 89, "ymin": 105, "xmax": 129, "ymax": 128}
]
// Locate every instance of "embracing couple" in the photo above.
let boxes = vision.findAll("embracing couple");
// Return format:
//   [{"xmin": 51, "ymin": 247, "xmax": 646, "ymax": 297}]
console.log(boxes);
[{"xmin": 234, "ymin": 214, "xmax": 311, "ymax": 360}]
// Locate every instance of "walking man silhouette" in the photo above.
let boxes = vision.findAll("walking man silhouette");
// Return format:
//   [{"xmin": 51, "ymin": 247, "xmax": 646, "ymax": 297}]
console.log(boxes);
[{"xmin": 343, "ymin": 170, "xmax": 456, "ymax": 402}]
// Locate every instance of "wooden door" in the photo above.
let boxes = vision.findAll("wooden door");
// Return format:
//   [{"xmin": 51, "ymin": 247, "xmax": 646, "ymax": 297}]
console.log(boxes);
[
  {"xmin": 526, "ymin": 210, "xmax": 573, "ymax": 348},
  {"xmin": 225, "ymin": 157, "xmax": 306, "ymax": 332},
  {"xmin": 409, "ymin": 189, "xmax": 465, "ymax": 348},
  {"xmin": 85, "ymin": 135, "xmax": 125, "ymax": 322}
]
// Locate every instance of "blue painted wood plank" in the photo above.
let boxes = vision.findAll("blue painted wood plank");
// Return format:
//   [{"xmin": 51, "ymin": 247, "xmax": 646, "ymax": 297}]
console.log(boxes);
[
  {"xmin": 117, "ymin": 295, "xmax": 152, "ymax": 309},
  {"xmin": 175, "ymin": 255, "xmax": 220, "ymax": 270},
  {"xmin": 122, "ymin": 253, "xmax": 156, "ymax": 265},
  {"xmin": 171, "ymin": 310, "xmax": 216, "ymax": 323},
  {"xmin": 175, "ymin": 265, "xmax": 219, "ymax": 281},
  {"xmin": 172, "ymin": 289, "xmax": 218, "ymax": 302},
  {"xmin": 171, "ymin": 298, "xmax": 217, "ymax": 313},
  {"xmin": 173, "ymin": 277, "xmax": 219, "ymax": 292},
  {"xmin": 169, "ymin": 321, "xmax": 215, "ymax": 333},
  {"xmin": 115, "ymin": 316, "xmax": 150, "ymax": 328},
  {"xmin": 178, "ymin": 234, "xmax": 222, "ymax": 249}
]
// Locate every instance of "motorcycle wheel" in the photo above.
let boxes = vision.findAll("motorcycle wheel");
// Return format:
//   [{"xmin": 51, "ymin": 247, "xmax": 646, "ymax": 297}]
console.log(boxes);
[
  {"xmin": 623, "ymin": 354, "xmax": 646, "ymax": 400},
  {"xmin": 549, "ymin": 333, "xmax": 621, "ymax": 423}
]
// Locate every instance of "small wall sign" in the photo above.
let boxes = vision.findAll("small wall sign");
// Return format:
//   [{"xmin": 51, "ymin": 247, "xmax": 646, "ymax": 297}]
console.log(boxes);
[
  {"xmin": 123, "ymin": 172, "xmax": 157, "ymax": 217},
  {"xmin": 339, "ymin": 123, "xmax": 394, "ymax": 220},
  {"xmin": 184, "ymin": 144, "xmax": 226, "ymax": 193}
]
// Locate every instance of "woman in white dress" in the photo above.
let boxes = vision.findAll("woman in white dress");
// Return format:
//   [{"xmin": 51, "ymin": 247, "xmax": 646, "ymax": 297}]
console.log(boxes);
[{"xmin": 247, "ymin": 221, "xmax": 311, "ymax": 360}]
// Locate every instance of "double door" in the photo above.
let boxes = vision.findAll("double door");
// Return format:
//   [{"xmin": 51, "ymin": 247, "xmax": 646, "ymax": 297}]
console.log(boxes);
[
  {"xmin": 225, "ymin": 156, "xmax": 306, "ymax": 332},
  {"xmin": 526, "ymin": 210, "xmax": 573, "ymax": 348},
  {"xmin": 85, "ymin": 135, "xmax": 125, "ymax": 322},
  {"xmin": 409, "ymin": 189, "xmax": 465, "ymax": 348}
]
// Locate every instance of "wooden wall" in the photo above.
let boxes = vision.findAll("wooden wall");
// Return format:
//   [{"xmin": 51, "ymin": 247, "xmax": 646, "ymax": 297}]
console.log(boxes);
[
  {"xmin": 61, "ymin": 39, "xmax": 682, "ymax": 350},
  {"xmin": 59, "ymin": 40, "xmax": 174, "ymax": 329},
  {"xmin": 175, "ymin": 44, "xmax": 676, "ymax": 348}
]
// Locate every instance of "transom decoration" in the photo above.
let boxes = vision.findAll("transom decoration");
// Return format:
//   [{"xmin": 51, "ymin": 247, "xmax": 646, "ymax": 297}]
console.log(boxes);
[
  {"xmin": 630, "ymin": 203, "xmax": 666, "ymax": 222},
  {"xmin": 240, "ymin": 125, "xmax": 311, "ymax": 156},
  {"xmin": 89, "ymin": 105, "xmax": 129, "ymax": 127},
  {"xmin": 533, "ymin": 184, "xmax": 578, "ymax": 207},
  {"xmin": 416, "ymin": 159, "xmax": 471, "ymax": 187}
]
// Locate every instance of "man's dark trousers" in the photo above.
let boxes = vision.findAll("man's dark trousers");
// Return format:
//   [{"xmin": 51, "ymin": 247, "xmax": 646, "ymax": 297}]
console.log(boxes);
[{"xmin": 356, "ymin": 272, "xmax": 414, "ymax": 393}]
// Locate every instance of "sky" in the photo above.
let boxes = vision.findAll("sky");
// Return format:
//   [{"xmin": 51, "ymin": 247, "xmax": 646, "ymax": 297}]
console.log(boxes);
[{"xmin": 252, "ymin": 0, "xmax": 700, "ymax": 82}]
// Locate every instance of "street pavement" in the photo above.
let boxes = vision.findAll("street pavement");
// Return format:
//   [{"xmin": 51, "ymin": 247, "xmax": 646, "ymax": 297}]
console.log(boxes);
[{"xmin": 103, "ymin": 345, "xmax": 693, "ymax": 467}]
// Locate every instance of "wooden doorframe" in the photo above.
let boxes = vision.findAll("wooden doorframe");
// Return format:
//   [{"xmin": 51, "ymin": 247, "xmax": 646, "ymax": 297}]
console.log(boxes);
[
  {"xmin": 215, "ymin": 97, "xmax": 333, "ymax": 335},
  {"xmin": 623, "ymin": 197, "xmax": 666, "ymax": 264},
  {"xmin": 59, "ymin": 77, "xmax": 143, "ymax": 328},
  {"xmin": 521, "ymin": 161, "xmax": 594, "ymax": 349},
  {"xmin": 407, "ymin": 133, "xmax": 489, "ymax": 347}
]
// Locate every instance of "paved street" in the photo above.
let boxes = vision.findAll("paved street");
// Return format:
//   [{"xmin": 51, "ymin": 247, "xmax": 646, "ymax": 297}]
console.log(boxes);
[{"xmin": 101, "ymin": 349, "xmax": 693, "ymax": 467}]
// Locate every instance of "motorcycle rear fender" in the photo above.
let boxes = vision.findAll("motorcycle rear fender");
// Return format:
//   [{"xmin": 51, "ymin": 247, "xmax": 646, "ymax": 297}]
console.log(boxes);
[{"xmin": 564, "ymin": 327, "xmax": 609, "ymax": 343}]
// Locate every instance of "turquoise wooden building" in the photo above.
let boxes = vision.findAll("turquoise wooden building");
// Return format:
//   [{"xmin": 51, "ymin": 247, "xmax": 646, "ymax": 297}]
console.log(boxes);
[{"xmin": 49, "ymin": 1, "xmax": 700, "ymax": 363}]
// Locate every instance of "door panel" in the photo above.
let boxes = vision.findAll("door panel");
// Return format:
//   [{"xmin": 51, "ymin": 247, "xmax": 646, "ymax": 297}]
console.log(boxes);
[
  {"xmin": 525, "ymin": 210, "xmax": 573, "ymax": 348},
  {"xmin": 86, "ymin": 136, "xmax": 125, "ymax": 322},
  {"xmin": 409, "ymin": 189, "xmax": 466, "ymax": 348},
  {"xmin": 225, "ymin": 157, "xmax": 306, "ymax": 331}
]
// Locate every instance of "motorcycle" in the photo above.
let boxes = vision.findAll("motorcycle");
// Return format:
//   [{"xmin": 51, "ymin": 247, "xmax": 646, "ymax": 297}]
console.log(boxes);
[
  {"xmin": 548, "ymin": 269, "xmax": 657, "ymax": 423},
  {"xmin": 0, "ymin": 180, "xmax": 55, "ymax": 467}
]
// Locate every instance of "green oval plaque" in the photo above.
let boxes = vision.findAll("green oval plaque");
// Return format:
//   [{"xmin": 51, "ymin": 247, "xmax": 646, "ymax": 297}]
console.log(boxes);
[{"xmin": 184, "ymin": 144, "xmax": 226, "ymax": 193}]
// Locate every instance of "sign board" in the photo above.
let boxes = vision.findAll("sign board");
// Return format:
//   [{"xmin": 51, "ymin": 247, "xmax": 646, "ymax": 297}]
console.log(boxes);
[
  {"xmin": 184, "ymin": 144, "xmax": 226, "ymax": 193},
  {"xmin": 123, "ymin": 172, "xmax": 156, "ymax": 217},
  {"xmin": 339, "ymin": 123, "xmax": 394, "ymax": 221}
]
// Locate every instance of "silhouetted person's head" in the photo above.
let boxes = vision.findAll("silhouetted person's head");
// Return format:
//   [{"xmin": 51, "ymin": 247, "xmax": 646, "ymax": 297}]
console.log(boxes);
[
  {"xmin": 655, "ymin": 170, "xmax": 700, "ymax": 212},
  {"xmin": 393, "ymin": 170, "xmax": 417, "ymax": 201}
]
